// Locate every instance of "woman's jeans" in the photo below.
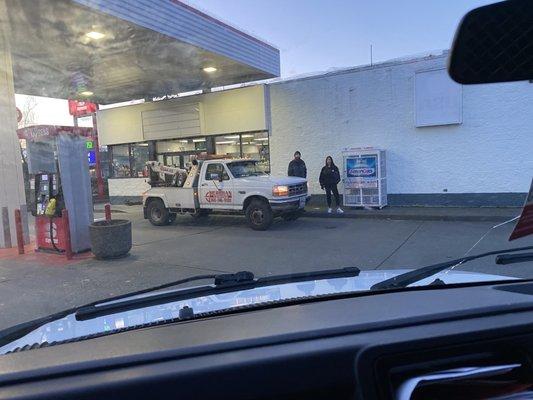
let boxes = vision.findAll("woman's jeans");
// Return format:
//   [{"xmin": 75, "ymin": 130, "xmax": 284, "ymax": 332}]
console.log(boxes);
[{"xmin": 325, "ymin": 184, "xmax": 340, "ymax": 207}]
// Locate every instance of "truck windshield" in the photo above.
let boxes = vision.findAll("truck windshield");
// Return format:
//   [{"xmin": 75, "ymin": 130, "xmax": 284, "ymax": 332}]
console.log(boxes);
[{"xmin": 227, "ymin": 161, "xmax": 267, "ymax": 178}]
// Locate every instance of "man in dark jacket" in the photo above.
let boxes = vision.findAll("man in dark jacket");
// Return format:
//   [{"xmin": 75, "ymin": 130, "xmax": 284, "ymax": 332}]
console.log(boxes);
[{"xmin": 287, "ymin": 151, "xmax": 307, "ymax": 178}]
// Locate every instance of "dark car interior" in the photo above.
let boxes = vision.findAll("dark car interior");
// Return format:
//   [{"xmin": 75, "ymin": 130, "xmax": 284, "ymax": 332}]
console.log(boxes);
[{"xmin": 2, "ymin": 281, "xmax": 533, "ymax": 399}]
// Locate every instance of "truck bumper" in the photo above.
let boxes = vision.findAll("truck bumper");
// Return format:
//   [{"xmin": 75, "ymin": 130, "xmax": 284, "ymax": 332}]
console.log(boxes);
[{"xmin": 269, "ymin": 196, "xmax": 307, "ymax": 212}]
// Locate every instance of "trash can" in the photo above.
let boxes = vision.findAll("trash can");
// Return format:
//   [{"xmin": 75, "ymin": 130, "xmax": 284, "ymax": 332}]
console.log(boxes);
[{"xmin": 89, "ymin": 219, "xmax": 132, "ymax": 259}]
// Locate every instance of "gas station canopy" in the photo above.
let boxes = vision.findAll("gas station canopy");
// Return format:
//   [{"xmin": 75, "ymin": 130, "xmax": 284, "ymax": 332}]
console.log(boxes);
[{"xmin": 5, "ymin": 0, "xmax": 280, "ymax": 104}]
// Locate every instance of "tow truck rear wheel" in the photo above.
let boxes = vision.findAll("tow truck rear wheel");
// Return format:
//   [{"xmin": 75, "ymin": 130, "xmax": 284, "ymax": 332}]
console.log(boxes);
[
  {"xmin": 147, "ymin": 199, "xmax": 172, "ymax": 226},
  {"xmin": 246, "ymin": 199, "xmax": 273, "ymax": 231}
]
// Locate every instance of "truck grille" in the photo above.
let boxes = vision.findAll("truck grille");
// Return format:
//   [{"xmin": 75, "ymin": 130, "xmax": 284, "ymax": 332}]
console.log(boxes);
[{"xmin": 289, "ymin": 183, "xmax": 307, "ymax": 197}]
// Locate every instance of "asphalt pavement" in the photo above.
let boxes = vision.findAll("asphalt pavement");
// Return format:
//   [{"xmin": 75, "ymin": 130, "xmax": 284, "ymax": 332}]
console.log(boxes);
[{"xmin": 0, "ymin": 205, "xmax": 531, "ymax": 330}]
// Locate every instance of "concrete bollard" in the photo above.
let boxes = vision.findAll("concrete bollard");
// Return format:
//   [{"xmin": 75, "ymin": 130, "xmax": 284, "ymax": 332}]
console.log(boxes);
[{"xmin": 105, "ymin": 203, "xmax": 111, "ymax": 221}]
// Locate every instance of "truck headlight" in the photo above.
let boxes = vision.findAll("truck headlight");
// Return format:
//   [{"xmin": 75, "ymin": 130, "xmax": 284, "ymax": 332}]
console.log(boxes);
[{"xmin": 272, "ymin": 185, "xmax": 289, "ymax": 197}]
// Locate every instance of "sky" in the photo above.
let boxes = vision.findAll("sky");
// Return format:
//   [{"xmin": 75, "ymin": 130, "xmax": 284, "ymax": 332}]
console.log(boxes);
[
  {"xmin": 188, "ymin": 0, "xmax": 494, "ymax": 77},
  {"xmin": 16, "ymin": 0, "xmax": 494, "ymax": 126}
]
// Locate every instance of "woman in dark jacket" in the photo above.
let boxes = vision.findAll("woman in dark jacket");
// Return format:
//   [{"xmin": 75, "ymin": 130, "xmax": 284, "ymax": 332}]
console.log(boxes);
[{"xmin": 319, "ymin": 156, "xmax": 344, "ymax": 214}]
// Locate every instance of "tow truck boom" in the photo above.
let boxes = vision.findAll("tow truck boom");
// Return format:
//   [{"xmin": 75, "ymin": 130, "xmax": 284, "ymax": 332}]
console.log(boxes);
[{"xmin": 146, "ymin": 161, "xmax": 189, "ymax": 187}]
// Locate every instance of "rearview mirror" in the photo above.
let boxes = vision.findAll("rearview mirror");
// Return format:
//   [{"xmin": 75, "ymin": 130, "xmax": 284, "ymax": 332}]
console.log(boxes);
[{"xmin": 448, "ymin": 0, "xmax": 533, "ymax": 84}]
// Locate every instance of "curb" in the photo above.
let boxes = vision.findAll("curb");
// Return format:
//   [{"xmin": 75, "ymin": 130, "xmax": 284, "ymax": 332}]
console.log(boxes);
[{"xmin": 302, "ymin": 211, "xmax": 518, "ymax": 223}]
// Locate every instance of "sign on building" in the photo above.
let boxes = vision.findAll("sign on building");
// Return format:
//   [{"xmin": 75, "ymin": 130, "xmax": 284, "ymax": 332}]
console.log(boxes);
[
  {"xmin": 68, "ymin": 100, "xmax": 98, "ymax": 117},
  {"xmin": 415, "ymin": 68, "xmax": 462, "ymax": 127}
]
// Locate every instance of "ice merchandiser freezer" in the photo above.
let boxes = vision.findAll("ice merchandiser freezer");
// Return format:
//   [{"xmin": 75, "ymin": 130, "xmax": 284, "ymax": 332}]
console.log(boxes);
[{"xmin": 342, "ymin": 148, "xmax": 387, "ymax": 208}]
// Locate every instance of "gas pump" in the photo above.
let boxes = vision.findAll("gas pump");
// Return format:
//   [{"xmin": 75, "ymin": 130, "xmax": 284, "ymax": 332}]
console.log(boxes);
[
  {"xmin": 26, "ymin": 138, "xmax": 66, "ymax": 252},
  {"xmin": 33, "ymin": 172, "xmax": 67, "ymax": 252},
  {"xmin": 22, "ymin": 126, "xmax": 94, "ymax": 254}
]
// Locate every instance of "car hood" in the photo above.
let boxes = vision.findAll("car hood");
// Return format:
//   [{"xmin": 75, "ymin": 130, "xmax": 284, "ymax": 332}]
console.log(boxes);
[
  {"xmin": 236, "ymin": 175, "xmax": 306, "ymax": 186},
  {"xmin": 0, "ymin": 269, "xmax": 515, "ymax": 354}
]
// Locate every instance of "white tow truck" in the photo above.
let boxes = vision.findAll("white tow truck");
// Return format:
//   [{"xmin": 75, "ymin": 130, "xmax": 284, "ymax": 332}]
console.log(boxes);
[{"xmin": 142, "ymin": 158, "xmax": 308, "ymax": 230}]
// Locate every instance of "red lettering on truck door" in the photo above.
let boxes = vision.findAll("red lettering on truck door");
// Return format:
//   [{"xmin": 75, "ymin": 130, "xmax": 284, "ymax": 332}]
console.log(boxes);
[{"xmin": 205, "ymin": 190, "xmax": 232, "ymax": 203}]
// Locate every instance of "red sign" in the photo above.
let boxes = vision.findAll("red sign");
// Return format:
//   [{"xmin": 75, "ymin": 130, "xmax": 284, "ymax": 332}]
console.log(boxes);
[
  {"xmin": 68, "ymin": 99, "xmax": 98, "ymax": 117},
  {"xmin": 17, "ymin": 125, "xmax": 93, "ymax": 140},
  {"xmin": 509, "ymin": 179, "xmax": 533, "ymax": 241},
  {"xmin": 36, "ymin": 215, "xmax": 67, "ymax": 251},
  {"xmin": 205, "ymin": 190, "xmax": 232, "ymax": 203}
]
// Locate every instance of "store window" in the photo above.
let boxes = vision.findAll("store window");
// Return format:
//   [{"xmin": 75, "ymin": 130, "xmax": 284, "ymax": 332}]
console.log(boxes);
[
  {"xmin": 211, "ymin": 132, "xmax": 270, "ymax": 172},
  {"xmin": 243, "ymin": 132, "xmax": 270, "ymax": 173},
  {"xmin": 156, "ymin": 139, "xmax": 196, "ymax": 153},
  {"xmin": 111, "ymin": 144, "xmax": 131, "ymax": 177},
  {"xmin": 152, "ymin": 132, "xmax": 270, "ymax": 173},
  {"xmin": 110, "ymin": 143, "xmax": 149, "ymax": 178},
  {"xmin": 215, "ymin": 135, "xmax": 241, "ymax": 158},
  {"xmin": 131, "ymin": 144, "xmax": 149, "ymax": 177}
]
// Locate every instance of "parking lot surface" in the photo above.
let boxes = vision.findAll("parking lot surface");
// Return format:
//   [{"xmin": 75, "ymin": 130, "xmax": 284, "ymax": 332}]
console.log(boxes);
[{"xmin": 0, "ymin": 206, "xmax": 531, "ymax": 329}]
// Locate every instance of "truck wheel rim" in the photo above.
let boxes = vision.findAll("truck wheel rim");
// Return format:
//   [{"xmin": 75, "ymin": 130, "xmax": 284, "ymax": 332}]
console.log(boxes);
[
  {"xmin": 251, "ymin": 209, "xmax": 264, "ymax": 224},
  {"xmin": 151, "ymin": 208, "xmax": 162, "ymax": 221}
]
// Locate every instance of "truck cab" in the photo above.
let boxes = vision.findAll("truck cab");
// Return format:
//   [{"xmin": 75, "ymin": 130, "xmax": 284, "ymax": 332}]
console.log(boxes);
[{"xmin": 143, "ymin": 159, "xmax": 308, "ymax": 230}]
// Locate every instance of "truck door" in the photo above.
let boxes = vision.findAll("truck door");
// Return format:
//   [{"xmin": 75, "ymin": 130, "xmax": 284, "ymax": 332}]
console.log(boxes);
[{"xmin": 200, "ymin": 163, "xmax": 235, "ymax": 209}]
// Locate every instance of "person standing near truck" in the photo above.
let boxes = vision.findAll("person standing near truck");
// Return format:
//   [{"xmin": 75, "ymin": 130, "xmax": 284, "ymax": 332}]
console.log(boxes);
[
  {"xmin": 319, "ymin": 156, "xmax": 344, "ymax": 214},
  {"xmin": 288, "ymin": 151, "xmax": 307, "ymax": 178}
]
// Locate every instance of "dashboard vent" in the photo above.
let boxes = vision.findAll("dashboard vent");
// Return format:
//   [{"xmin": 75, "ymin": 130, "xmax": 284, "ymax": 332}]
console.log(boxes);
[{"xmin": 371, "ymin": 341, "xmax": 533, "ymax": 400}]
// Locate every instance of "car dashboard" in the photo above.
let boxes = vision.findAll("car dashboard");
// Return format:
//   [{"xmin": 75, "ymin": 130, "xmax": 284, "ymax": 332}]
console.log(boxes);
[{"xmin": 1, "ymin": 280, "xmax": 533, "ymax": 399}]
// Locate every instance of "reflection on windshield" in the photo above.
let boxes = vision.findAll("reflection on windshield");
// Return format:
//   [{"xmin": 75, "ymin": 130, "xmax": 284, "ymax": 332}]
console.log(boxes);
[{"xmin": 0, "ymin": 269, "xmax": 515, "ymax": 354}]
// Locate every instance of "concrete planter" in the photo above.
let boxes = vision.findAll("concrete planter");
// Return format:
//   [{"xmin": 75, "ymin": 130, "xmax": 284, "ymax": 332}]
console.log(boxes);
[{"xmin": 90, "ymin": 220, "xmax": 132, "ymax": 259}]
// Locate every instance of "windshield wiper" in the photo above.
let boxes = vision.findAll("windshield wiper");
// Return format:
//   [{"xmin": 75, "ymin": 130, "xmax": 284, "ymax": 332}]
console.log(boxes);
[
  {"xmin": 371, "ymin": 245, "xmax": 533, "ymax": 291},
  {"xmin": 74, "ymin": 267, "xmax": 360, "ymax": 321},
  {"xmin": 496, "ymin": 252, "xmax": 533, "ymax": 265}
]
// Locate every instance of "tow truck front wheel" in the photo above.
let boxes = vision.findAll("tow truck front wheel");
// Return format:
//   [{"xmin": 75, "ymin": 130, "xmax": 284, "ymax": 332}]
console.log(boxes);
[
  {"xmin": 147, "ymin": 199, "xmax": 172, "ymax": 226},
  {"xmin": 245, "ymin": 200, "xmax": 273, "ymax": 231}
]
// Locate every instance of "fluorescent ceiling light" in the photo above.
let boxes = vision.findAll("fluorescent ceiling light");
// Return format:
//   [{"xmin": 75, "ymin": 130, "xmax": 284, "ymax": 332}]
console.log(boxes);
[
  {"xmin": 179, "ymin": 140, "xmax": 189, "ymax": 143},
  {"xmin": 216, "ymin": 141, "xmax": 236, "ymax": 145},
  {"xmin": 79, "ymin": 91, "xmax": 93, "ymax": 97},
  {"xmin": 193, "ymin": 138, "xmax": 206, "ymax": 143},
  {"xmin": 254, "ymin": 138, "xmax": 269, "ymax": 141},
  {"xmin": 224, "ymin": 135, "xmax": 240, "ymax": 139},
  {"xmin": 86, "ymin": 31, "xmax": 105, "ymax": 40},
  {"xmin": 241, "ymin": 134, "xmax": 254, "ymax": 138},
  {"xmin": 203, "ymin": 66, "xmax": 217, "ymax": 73}
]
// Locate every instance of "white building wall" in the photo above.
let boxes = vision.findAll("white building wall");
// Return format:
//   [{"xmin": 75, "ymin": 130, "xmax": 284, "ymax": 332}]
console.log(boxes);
[
  {"xmin": 98, "ymin": 85, "xmax": 267, "ymax": 145},
  {"xmin": 269, "ymin": 55, "xmax": 533, "ymax": 197}
]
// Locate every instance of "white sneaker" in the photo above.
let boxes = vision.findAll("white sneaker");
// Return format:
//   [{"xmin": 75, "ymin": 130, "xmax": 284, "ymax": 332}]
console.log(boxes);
[
  {"xmin": 327, "ymin": 208, "xmax": 332, "ymax": 214},
  {"xmin": 336, "ymin": 207, "xmax": 344, "ymax": 214}
]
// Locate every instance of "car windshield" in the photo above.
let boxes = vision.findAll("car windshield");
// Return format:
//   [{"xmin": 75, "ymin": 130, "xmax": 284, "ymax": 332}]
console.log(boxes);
[
  {"xmin": 0, "ymin": 0, "xmax": 532, "ymax": 346},
  {"xmin": 227, "ymin": 161, "xmax": 267, "ymax": 177}
]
